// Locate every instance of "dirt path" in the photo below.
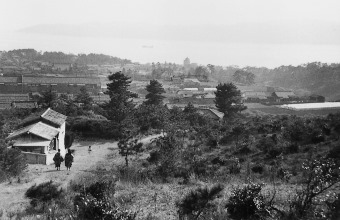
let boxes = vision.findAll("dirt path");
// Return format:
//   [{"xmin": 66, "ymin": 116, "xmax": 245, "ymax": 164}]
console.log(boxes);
[{"xmin": 0, "ymin": 134, "xmax": 161, "ymax": 215}]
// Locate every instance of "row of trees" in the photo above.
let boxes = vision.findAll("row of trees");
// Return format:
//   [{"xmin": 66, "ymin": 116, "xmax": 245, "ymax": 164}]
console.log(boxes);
[{"xmin": 6, "ymin": 49, "xmax": 132, "ymax": 66}]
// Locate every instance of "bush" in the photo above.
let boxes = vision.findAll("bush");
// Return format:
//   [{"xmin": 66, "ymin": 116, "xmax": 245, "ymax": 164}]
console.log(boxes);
[
  {"xmin": 251, "ymin": 165, "xmax": 264, "ymax": 174},
  {"xmin": 0, "ymin": 145, "xmax": 27, "ymax": 179},
  {"xmin": 225, "ymin": 183, "xmax": 268, "ymax": 220},
  {"xmin": 25, "ymin": 181, "xmax": 63, "ymax": 207},
  {"xmin": 67, "ymin": 116, "xmax": 117, "ymax": 139},
  {"xmin": 284, "ymin": 144, "xmax": 299, "ymax": 154},
  {"xmin": 327, "ymin": 145, "xmax": 340, "ymax": 160},
  {"xmin": 74, "ymin": 181, "xmax": 136, "ymax": 220},
  {"xmin": 206, "ymin": 138, "xmax": 218, "ymax": 148},
  {"xmin": 325, "ymin": 193, "xmax": 340, "ymax": 220},
  {"xmin": 176, "ymin": 184, "xmax": 224, "ymax": 220},
  {"xmin": 288, "ymin": 158, "xmax": 340, "ymax": 219},
  {"xmin": 266, "ymin": 148, "xmax": 282, "ymax": 159}
]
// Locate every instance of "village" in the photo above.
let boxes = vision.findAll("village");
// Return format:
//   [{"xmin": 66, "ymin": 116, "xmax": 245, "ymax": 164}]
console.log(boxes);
[
  {"xmin": 0, "ymin": 50, "xmax": 327, "ymax": 116},
  {"xmin": 1, "ymin": 49, "xmax": 340, "ymax": 220}
]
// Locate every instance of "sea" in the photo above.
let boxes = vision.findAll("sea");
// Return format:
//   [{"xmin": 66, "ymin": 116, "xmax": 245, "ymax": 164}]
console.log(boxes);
[{"xmin": 1, "ymin": 31, "xmax": 340, "ymax": 68}]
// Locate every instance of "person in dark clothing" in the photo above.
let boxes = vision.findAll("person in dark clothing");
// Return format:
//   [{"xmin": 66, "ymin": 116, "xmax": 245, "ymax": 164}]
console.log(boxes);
[
  {"xmin": 53, "ymin": 149, "xmax": 64, "ymax": 171},
  {"xmin": 65, "ymin": 149, "xmax": 74, "ymax": 171}
]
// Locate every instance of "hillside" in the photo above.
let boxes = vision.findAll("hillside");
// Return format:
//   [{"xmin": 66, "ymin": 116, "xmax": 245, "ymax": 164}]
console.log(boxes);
[{"xmin": 212, "ymin": 62, "xmax": 340, "ymax": 101}]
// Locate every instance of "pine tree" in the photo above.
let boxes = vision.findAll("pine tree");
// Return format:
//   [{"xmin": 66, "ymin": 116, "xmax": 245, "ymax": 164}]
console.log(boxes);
[
  {"xmin": 118, "ymin": 138, "xmax": 143, "ymax": 167},
  {"xmin": 144, "ymin": 80, "xmax": 165, "ymax": 105},
  {"xmin": 104, "ymin": 72, "xmax": 136, "ymax": 124},
  {"xmin": 38, "ymin": 87, "xmax": 58, "ymax": 108},
  {"xmin": 214, "ymin": 83, "xmax": 246, "ymax": 118},
  {"xmin": 75, "ymin": 87, "xmax": 93, "ymax": 110}
]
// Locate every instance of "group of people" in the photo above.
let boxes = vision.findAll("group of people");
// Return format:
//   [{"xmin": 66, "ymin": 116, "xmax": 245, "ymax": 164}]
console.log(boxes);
[{"xmin": 53, "ymin": 148, "xmax": 74, "ymax": 171}]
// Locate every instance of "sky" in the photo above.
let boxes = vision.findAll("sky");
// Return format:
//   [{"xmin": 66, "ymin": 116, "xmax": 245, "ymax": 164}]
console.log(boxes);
[{"xmin": 0, "ymin": 0, "xmax": 339, "ymax": 67}]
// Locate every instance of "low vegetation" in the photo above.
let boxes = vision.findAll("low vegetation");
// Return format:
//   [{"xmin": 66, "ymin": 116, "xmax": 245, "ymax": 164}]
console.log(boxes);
[{"xmin": 1, "ymin": 71, "xmax": 340, "ymax": 219}]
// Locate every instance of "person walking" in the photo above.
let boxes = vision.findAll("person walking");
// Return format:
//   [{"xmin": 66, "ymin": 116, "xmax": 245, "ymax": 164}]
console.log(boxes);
[
  {"xmin": 53, "ymin": 149, "xmax": 64, "ymax": 171},
  {"xmin": 64, "ymin": 149, "xmax": 74, "ymax": 171}
]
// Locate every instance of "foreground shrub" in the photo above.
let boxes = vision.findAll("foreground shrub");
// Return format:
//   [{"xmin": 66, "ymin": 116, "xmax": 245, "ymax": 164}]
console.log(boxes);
[
  {"xmin": 251, "ymin": 165, "xmax": 264, "ymax": 174},
  {"xmin": 0, "ymin": 143, "xmax": 27, "ymax": 181},
  {"xmin": 25, "ymin": 181, "xmax": 63, "ymax": 207},
  {"xmin": 225, "ymin": 183, "xmax": 267, "ymax": 220},
  {"xmin": 288, "ymin": 158, "xmax": 340, "ymax": 219},
  {"xmin": 176, "ymin": 184, "xmax": 224, "ymax": 220},
  {"xmin": 74, "ymin": 181, "xmax": 136, "ymax": 220}
]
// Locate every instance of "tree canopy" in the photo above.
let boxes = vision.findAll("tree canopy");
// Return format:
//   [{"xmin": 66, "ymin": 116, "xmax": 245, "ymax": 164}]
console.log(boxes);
[
  {"xmin": 214, "ymin": 83, "xmax": 246, "ymax": 118},
  {"xmin": 144, "ymin": 80, "xmax": 165, "ymax": 105},
  {"xmin": 103, "ymin": 72, "xmax": 137, "ymax": 126},
  {"xmin": 233, "ymin": 70, "xmax": 255, "ymax": 85},
  {"xmin": 75, "ymin": 87, "xmax": 93, "ymax": 111}
]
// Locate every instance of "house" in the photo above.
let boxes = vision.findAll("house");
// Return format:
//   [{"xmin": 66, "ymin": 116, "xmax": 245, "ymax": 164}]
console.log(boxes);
[
  {"xmin": 90, "ymin": 94, "xmax": 110, "ymax": 104},
  {"xmin": 196, "ymin": 107, "xmax": 224, "ymax": 120},
  {"xmin": 243, "ymin": 91, "xmax": 272, "ymax": 102},
  {"xmin": 309, "ymin": 94, "xmax": 325, "ymax": 103},
  {"xmin": 183, "ymin": 78, "xmax": 201, "ymax": 87},
  {"xmin": 0, "ymin": 93, "xmax": 30, "ymax": 102},
  {"xmin": 177, "ymin": 90, "xmax": 194, "ymax": 98},
  {"xmin": 271, "ymin": 91, "xmax": 297, "ymax": 102},
  {"xmin": 7, "ymin": 108, "xmax": 67, "ymax": 165},
  {"xmin": 0, "ymin": 76, "xmax": 101, "ymax": 95},
  {"xmin": 203, "ymin": 88, "xmax": 217, "ymax": 93},
  {"xmin": 53, "ymin": 63, "xmax": 72, "ymax": 71}
]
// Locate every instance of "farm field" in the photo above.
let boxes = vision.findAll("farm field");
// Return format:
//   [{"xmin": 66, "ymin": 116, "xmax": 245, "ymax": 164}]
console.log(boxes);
[{"xmin": 245, "ymin": 103, "xmax": 340, "ymax": 116}]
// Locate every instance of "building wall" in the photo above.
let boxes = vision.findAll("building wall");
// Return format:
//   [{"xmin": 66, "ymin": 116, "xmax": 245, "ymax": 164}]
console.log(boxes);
[
  {"xmin": 0, "ymin": 83, "xmax": 100, "ymax": 94},
  {"xmin": 22, "ymin": 152, "xmax": 46, "ymax": 164},
  {"xmin": 46, "ymin": 151, "xmax": 56, "ymax": 165},
  {"xmin": 58, "ymin": 122, "xmax": 66, "ymax": 156}
]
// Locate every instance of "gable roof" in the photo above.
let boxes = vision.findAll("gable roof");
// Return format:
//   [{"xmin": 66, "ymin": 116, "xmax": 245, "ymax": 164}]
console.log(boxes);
[
  {"xmin": 274, "ymin": 91, "xmax": 296, "ymax": 98},
  {"xmin": 7, "ymin": 122, "xmax": 59, "ymax": 140},
  {"xmin": 197, "ymin": 108, "xmax": 224, "ymax": 120},
  {"xmin": 41, "ymin": 108, "xmax": 67, "ymax": 127},
  {"xmin": 13, "ymin": 140, "xmax": 51, "ymax": 147},
  {"xmin": 0, "ymin": 76, "xmax": 101, "ymax": 85}
]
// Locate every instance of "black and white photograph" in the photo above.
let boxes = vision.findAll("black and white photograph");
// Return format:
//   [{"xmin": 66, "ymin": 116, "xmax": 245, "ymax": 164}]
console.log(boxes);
[{"xmin": 0, "ymin": 0, "xmax": 340, "ymax": 219}]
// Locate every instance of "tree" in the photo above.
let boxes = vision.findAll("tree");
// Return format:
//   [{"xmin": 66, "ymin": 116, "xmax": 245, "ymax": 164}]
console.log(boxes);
[
  {"xmin": 144, "ymin": 80, "xmax": 165, "ymax": 105},
  {"xmin": 75, "ymin": 87, "xmax": 93, "ymax": 111},
  {"xmin": 103, "ymin": 72, "xmax": 136, "ymax": 124},
  {"xmin": 135, "ymin": 104, "xmax": 169, "ymax": 134},
  {"xmin": 176, "ymin": 184, "xmax": 224, "ymax": 220},
  {"xmin": 38, "ymin": 87, "xmax": 58, "ymax": 108},
  {"xmin": 214, "ymin": 83, "xmax": 246, "ymax": 118},
  {"xmin": 118, "ymin": 138, "xmax": 143, "ymax": 167},
  {"xmin": 194, "ymin": 66, "xmax": 209, "ymax": 81},
  {"xmin": 233, "ymin": 70, "xmax": 255, "ymax": 85},
  {"xmin": 0, "ymin": 141, "xmax": 27, "ymax": 180}
]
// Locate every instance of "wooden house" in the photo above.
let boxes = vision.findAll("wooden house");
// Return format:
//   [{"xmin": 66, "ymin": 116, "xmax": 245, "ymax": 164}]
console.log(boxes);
[{"xmin": 7, "ymin": 108, "xmax": 67, "ymax": 165}]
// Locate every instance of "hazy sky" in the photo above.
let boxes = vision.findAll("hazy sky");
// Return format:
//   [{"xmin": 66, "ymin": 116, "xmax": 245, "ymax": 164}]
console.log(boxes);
[
  {"xmin": 0, "ymin": 0, "xmax": 339, "ymax": 67},
  {"xmin": 1, "ymin": 0, "xmax": 340, "ymax": 28}
]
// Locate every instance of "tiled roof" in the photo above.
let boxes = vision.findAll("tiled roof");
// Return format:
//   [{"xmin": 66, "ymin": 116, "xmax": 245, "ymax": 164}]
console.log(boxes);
[
  {"xmin": 23, "ymin": 76, "xmax": 101, "ymax": 85},
  {"xmin": 7, "ymin": 122, "xmax": 59, "ymax": 140},
  {"xmin": 13, "ymin": 140, "xmax": 51, "ymax": 147},
  {"xmin": 90, "ymin": 95, "xmax": 110, "ymax": 102},
  {"xmin": 0, "ymin": 94, "xmax": 29, "ymax": 102},
  {"xmin": 0, "ymin": 103, "xmax": 10, "ymax": 109},
  {"xmin": 274, "ymin": 91, "xmax": 296, "ymax": 98},
  {"xmin": 41, "ymin": 108, "xmax": 67, "ymax": 126},
  {"xmin": 244, "ymin": 91, "xmax": 271, "ymax": 99},
  {"xmin": 184, "ymin": 78, "xmax": 201, "ymax": 83},
  {"xmin": 0, "ymin": 76, "xmax": 101, "ymax": 85},
  {"xmin": 0, "ymin": 77, "xmax": 17, "ymax": 83}
]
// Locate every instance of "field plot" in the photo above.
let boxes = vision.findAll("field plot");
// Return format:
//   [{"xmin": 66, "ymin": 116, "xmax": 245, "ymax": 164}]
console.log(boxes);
[
  {"xmin": 281, "ymin": 102, "xmax": 340, "ymax": 110},
  {"xmin": 245, "ymin": 103, "xmax": 340, "ymax": 116}
]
